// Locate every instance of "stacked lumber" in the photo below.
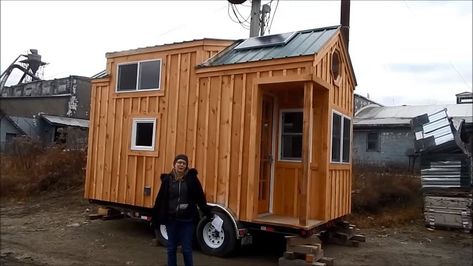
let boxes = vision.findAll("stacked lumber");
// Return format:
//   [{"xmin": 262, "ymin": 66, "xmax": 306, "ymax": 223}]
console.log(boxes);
[{"xmin": 278, "ymin": 235, "xmax": 334, "ymax": 266}]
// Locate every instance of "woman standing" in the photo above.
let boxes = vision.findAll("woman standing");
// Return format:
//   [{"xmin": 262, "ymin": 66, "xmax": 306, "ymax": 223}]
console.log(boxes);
[{"xmin": 152, "ymin": 154, "xmax": 210, "ymax": 266}]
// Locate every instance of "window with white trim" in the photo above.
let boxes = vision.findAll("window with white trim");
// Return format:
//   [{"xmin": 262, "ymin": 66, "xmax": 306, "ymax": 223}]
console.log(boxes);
[
  {"xmin": 117, "ymin": 59, "xmax": 161, "ymax": 92},
  {"xmin": 331, "ymin": 112, "xmax": 351, "ymax": 163},
  {"xmin": 131, "ymin": 118, "xmax": 156, "ymax": 151},
  {"xmin": 280, "ymin": 110, "xmax": 303, "ymax": 161}
]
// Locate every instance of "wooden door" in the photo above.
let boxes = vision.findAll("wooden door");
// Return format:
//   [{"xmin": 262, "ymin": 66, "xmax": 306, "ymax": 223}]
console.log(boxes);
[{"xmin": 258, "ymin": 95, "xmax": 274, "ymax": 214}]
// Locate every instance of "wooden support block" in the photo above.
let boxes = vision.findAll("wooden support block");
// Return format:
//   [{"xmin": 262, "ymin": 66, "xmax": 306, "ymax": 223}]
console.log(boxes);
[
  {"xmin": 351, "ymin": 234, "xmax": 366, "ymax": 242},
  {"xmin": 305, "ymin": 254, "xmax": 315, "ymax": 263},
  {"xmin": 334, "ymin": 232, "xmax": 349, "ymax": 241},
  {"xmin": 287, "ymin": 244, "xmax": 321, "ymax": 255},
  {"xmin": 319, "ymin": 257, "xmax": 334, "ymax": 266},
  {"xmin": 88, "ymin": 213, "xmax": 103, "ymax": 220},
  {"xmin": 97, "ymin": 207, "xmax": 110, "ymax": 216},
  {"xmin": 286, "ymin": 235, "xmax": 322, "ymax": 247}
]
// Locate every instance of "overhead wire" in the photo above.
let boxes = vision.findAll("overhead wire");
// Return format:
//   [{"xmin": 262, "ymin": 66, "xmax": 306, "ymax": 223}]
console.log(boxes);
[
  {"xmin": 228, "ymin": 2, "xmax": 250, "ymax": 30},
  {"xmin": 227, "ymin": 0, "xmax": 280, "ymax": 35}
]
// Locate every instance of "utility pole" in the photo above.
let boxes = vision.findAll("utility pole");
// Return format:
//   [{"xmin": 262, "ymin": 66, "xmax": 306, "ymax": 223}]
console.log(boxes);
[
  {"xmin": 340, "ymin": 0, "xmax": 351, "ymax": 51},
  {"xmin": 249, "ymin": 0, "xmax": 261, "ymax": 37}
]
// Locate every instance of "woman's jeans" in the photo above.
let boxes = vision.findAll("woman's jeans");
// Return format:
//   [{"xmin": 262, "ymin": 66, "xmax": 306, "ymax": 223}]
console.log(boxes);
[{"xmin": 166, "ymin": 220, "xmax": 194, "ymax": 266}]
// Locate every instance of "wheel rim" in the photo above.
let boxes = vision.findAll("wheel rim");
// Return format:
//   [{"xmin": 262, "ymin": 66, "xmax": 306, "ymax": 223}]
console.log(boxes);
[
  {"xmin": 160, "ymin": 224, "xmax": 168, "ymax": 240},
  {"xmin": 202, "ymin": 221, "xmax": 225, "ymax": 249}
]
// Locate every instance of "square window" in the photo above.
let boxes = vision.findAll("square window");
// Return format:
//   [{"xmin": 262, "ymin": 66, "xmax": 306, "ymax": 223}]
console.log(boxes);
[
  {"xmin": 280, "ymin": 111, "xmax": 303, "ymax": 160},
  {"xmin": 117, "ymin": 59, "xmax": 161, "ymax": 92},
  {"xmin": 131, "ymin": 119, "xmax": 156, "ymax": 151}
]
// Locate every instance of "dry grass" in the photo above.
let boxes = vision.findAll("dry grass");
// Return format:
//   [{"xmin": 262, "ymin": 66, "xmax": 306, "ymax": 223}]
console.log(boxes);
[
  {"xmin": 0, "ymin": 136, "xmax": 86, "ymax": 199},
  {"xmin": 349, "ymin": 164, "xmax": 423, "ymax": 228}
]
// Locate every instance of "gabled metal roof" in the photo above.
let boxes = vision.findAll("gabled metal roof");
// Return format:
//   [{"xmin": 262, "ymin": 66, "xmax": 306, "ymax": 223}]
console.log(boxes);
[
  {"xmin": 91, "ymin": 70, "xmax": 108, "ymax": 79},
  {"xmin": 200, "ymin": 26, "xmax": 340, "ymax": 67},
  {"xmin": 354, "ymin": 104, "xmax": 473, "ymax": 127}
]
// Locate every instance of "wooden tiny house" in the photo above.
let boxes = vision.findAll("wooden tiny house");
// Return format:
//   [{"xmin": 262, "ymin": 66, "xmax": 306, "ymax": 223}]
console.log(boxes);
[{"xmin": 85, "ymin": 25, "xmax": 356, "ymax": 243}]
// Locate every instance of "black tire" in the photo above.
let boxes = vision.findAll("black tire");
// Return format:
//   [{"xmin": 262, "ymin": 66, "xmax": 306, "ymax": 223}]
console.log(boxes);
[
  {"xmin": 196, "ymin": 209, "xmax": 239, "ymax": 257},
  {"xmin": 154, "ymin": 224, "xmax": 168, "ymax": 247}
]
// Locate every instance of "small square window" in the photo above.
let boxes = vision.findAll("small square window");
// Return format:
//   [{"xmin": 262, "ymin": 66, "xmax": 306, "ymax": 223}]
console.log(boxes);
[{"xmin": 131, "ymin": 118, "xmax": 156, "ymax": 151}]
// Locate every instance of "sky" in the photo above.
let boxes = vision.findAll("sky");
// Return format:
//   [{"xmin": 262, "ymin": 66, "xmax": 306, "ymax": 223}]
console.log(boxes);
[{"xmin": 1, "ymin": 0, "xmax": 472, "ymax": 106}]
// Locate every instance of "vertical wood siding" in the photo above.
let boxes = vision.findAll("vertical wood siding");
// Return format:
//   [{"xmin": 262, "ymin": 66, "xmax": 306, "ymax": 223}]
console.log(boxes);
[
  {"xmin": 85, "ymin": 32, "xmax": 355, "ymax": 226},
  {"xmin": 84, "ymin": 42, "xmax": 232, "ymax": 208}
]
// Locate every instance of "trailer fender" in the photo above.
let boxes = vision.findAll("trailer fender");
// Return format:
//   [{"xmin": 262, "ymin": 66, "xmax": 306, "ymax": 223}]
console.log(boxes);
[{"xmin": 206, "ymin": 203, "xmax": 241, "ymax": 239}]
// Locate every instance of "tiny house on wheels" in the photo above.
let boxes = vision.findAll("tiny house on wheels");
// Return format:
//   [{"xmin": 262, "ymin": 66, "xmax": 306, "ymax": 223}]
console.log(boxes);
[{"xmin": 85, "ymin": 25, "xmax": 356, "ymax": 256}]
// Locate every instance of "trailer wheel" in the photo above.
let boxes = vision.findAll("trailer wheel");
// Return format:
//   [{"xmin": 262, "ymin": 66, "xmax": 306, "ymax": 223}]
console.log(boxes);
[
  {"xmin": 154, "ymin": 224, "xmax": 168, "ymax": 247},
  {"xmin": 196, "ymin": 210, "xmax": 239, "ymax": 257}
]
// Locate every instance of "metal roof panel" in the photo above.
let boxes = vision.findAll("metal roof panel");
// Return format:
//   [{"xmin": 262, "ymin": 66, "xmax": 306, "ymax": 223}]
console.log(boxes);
[{"xmin": 205, "ymin": 26, "xmax": 339, "ymax": 67}]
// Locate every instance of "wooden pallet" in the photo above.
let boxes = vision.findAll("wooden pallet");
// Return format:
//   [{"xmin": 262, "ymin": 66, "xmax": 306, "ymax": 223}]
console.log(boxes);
[{"xmin": 279, "ymin": 235, "xmax": 334, "ymax": 266}]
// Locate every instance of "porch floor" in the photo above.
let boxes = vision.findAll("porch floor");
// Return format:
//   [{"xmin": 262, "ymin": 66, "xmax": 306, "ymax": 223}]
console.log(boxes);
[{"xmin": 253, "ymin": 214, "xmax": 324, "ymax": 230}]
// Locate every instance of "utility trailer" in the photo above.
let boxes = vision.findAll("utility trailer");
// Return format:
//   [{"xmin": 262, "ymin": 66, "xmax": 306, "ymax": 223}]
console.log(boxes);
[{"xmin": 85, "ymin": 25, "xmax": 357, "ymax": 256}]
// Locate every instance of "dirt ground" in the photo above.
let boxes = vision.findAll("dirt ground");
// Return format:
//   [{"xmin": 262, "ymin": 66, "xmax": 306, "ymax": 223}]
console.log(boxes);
[{"xmin": 1, "ymin": 189, "xmax": 472, "ymax": 266}]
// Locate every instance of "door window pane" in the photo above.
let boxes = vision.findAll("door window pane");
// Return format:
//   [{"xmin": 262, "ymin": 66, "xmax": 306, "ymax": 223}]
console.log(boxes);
[{"xmin": 280, "ymin": 111, "xmax": 303, "ymax": 160}]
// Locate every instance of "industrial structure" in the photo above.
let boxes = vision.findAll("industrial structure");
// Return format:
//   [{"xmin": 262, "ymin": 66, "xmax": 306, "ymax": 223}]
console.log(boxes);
[{"xmin": 0, "ymin": 50, "xmax": 90, "ymax": 152}]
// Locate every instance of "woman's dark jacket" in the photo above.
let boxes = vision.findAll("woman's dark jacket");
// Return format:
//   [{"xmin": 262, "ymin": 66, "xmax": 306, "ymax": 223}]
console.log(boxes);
[{"xmin": 152, "ymin": 168, "xmax": 210, "ymax": 227}]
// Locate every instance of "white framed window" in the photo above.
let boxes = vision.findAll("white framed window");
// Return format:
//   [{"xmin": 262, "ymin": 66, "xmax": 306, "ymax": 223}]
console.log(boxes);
[
  {"xmin": 131, "ymin": 118, "xmax": 156, "ymax": 151},
  {"xmin": 279, "ymin": 109, "xmax": 303, "ymax": 161},
  {"xmin": 116, "ymin": 59, "xmax": 162, "ymax": 92},
  {"xmin": 331, "ymin": 111, "xmax": 351, "ymax": 163}
]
